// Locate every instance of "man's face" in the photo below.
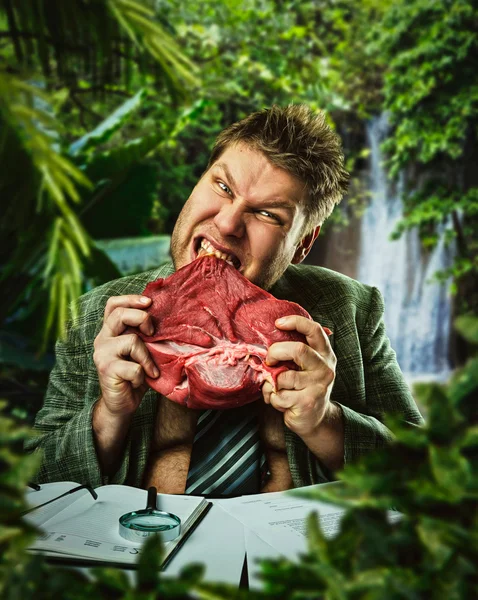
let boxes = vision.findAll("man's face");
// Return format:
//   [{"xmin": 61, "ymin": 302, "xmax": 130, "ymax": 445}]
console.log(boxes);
[{"xmin": 170, "ymin": 143, "xmax": 311, "ymax": 290}]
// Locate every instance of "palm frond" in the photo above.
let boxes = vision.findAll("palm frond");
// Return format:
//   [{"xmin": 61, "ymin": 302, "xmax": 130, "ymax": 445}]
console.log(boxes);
[
  {"xmin": 0, "ymin": 0, "xmax": 199, "ymax": 97},
  {"xmin": 0, "ymin": 71, "xmax": 93, "ymax": 347},
  {"xmin": 42, "ymin": 216, "xmax": 86, "ymax": 349},
  {"xmin": 0, "ymin": 72, "xmax": 92, "ymax": 231},
  {"xmin": 68, "ymin": 88, "xmax": 146, "ymax": 156},
  {"xmin": 0, "ymin": 1, "xmax": 202, "ymax": 351}
]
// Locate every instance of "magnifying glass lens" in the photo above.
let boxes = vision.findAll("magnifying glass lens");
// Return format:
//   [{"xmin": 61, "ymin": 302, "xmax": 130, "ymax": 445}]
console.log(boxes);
[
  {"xmin": 121, "ymin": 512, "xmax": 178, "ymax": 532},
  {"xmin": 118, "ymin": 487, "xmax": 181, "ymax": 542}
]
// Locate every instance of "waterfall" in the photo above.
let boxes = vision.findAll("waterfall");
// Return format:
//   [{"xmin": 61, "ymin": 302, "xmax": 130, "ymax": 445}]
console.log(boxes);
[{"xmin": 357, "ymin": 113, "xmax": 455, "ymax": 382}]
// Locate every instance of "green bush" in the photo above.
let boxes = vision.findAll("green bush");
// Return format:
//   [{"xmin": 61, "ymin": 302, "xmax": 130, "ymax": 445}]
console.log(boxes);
[{"xmin": 2, "ymin": 316, "xmax": 477, "ymax": 598}]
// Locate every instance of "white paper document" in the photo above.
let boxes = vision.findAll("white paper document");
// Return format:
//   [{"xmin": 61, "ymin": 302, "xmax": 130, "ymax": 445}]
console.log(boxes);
[
  {"xmin": 245, "ymin": 529, "xmax": 283, "ymax": 590},
  {"xmin": 218, "ymin": 484, "xmax": 346, "ymax": 561},
  {"xmin": 25, "ymin": 483, "xmax": 208, "ymax": 565},
  {"xmin": 165, "ymin": 503, "xmax": 245, "ymax": 585},
  {"xmin": 25, "ymin": 483, "xmax": 244, "ymax": 584},
  {"xmin": 219, "ymin": 484, "xmax": 403, "ymax": 589}
]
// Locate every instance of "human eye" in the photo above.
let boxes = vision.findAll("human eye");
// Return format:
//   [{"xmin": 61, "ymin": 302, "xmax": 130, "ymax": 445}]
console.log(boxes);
[
  {"xmin": 217, "ymin": 181, "xmax": 232, "ymax": 196},
  {"xmin": 257, "ymin": 210, "xmax": 283, "ymax": 224}
]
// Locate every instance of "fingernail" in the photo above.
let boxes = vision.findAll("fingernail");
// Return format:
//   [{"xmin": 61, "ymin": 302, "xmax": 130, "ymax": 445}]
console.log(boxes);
[
  {"xmin": 140, "ymin": 297, "xmax": 151, "ymax": 304},
  {"xmin": 276, "ymin": 317, "xmax": 286, "ymax": 325},
  {"xmin": 153, "ymin": 367, "xmax": 160, "ymax": 377}
]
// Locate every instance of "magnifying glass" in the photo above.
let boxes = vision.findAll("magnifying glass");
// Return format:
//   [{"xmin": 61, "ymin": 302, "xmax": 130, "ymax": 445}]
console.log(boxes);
[{"xmin": 119, "ymin": 486, "xmax": 181, "ymax": 543}]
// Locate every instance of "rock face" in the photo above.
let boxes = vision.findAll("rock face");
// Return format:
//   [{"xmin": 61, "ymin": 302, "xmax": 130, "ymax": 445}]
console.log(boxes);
[{"xmin": 138, "ymin": 255, "xmax": 314, "ymax": 409}]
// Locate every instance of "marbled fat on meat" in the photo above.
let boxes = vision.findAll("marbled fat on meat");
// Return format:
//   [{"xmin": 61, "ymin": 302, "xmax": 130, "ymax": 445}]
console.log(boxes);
[{"xmin": 139, "ymin": 255, "xmax": 313, "ymax": 409}]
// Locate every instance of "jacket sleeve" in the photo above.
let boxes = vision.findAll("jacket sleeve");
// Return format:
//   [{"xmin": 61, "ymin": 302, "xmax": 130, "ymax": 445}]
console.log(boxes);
[
  {"xmin": 338, "ymin": 285, "xmax": 424, "ymax": 466},
  {"xmin": 24, "ymin": 312, "xmax": 104, "ymax": 487},
  {"xmin": 24, "ymin": 304, "xmax": 152, "ymax": 488},
  {"xmin": 287, "ymin": 284, "xmax": 425, "ymax": 488}
]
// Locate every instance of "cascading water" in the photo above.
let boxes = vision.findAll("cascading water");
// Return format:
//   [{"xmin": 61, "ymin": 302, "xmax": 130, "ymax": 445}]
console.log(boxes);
[{"xmin": 358, "ymin": 113, "xmax": 455, "ymax": 382}]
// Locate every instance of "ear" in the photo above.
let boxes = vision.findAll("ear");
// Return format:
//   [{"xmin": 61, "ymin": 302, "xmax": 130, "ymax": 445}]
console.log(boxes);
[{"xmin": 292, "ymin": 225, "xmax": 321, "ymax": 264}]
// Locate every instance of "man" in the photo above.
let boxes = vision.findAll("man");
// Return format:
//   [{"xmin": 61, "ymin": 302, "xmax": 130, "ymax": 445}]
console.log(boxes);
[{"xmin": 26, "ymin": 105, "xmax": 423, "ymax": 495}]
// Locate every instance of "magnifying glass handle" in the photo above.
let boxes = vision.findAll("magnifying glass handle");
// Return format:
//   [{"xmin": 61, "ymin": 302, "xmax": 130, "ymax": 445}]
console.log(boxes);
[{"xmin": 146, "ymin": 486, "xmax": 158, "ymax": 511}]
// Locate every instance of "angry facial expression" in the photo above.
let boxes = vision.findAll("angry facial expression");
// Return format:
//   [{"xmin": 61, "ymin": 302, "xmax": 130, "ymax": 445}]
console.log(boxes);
[{"xmin": 170, "ymin": 142, "xmax": 313, "ymax": 290}]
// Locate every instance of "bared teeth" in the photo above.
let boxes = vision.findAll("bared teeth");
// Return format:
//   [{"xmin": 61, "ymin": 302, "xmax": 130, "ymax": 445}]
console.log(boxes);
[{"xmin": 199, "ymin": 239, "xmax": 238, "ymax": 268}]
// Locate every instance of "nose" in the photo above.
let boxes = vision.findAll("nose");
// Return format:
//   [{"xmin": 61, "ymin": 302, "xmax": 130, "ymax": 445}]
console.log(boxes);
[{"xmin": 213, "ymin": 202, "xmax": 245, "ymax": 238}]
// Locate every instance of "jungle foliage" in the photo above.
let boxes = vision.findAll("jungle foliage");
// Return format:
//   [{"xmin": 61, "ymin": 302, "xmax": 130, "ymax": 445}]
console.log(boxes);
[
  {"xmin": 370, "ymin": 0, "xmax": 478, "ymax": 313},
  {"xmin": 2, "ymin": 315, "xmax": 477, "ymax": 598},
  {"xmin": 0, "ymin": 0, "xmax": 199, "ymax": 350},
  {"xmin": 1, "ymin": 0, "xmax": 478, "ymax": 598},
  {"xmin": 2, "ymin": 0, "xmax": 477, "ymax": 359},
  {"xmin": 0, "ymin": 0, "xmax": 202, "ymax": 417}
]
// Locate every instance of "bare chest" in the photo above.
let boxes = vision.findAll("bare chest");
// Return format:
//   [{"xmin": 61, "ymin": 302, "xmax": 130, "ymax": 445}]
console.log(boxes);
[
  {"xmin": 142, "ymin": 398, "xmax": 292, "ymax": 494},
  {"xmin": 142, "ymin": 396, "xmax": 200, "ymax": 493}
]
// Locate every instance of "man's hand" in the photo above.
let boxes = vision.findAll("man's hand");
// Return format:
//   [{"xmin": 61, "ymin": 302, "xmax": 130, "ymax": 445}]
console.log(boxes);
[
  {"xmin": 92, "ymin": 294, "xmax": 159, "ymax": 474},
  {"xmin": 262, "ymin": 315, "xmax": 336, "ymax": 437},
  {"xmin": 262, "ymin": 315, "xmax": 344, "ymax": 473},
  {"xmin": 93, "ymin": 295, "xmax": 159, "ymax": 417}
]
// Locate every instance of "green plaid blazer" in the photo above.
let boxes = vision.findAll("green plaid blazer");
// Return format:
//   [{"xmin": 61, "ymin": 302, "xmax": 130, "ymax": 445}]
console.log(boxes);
[{"xmin": 26, "ymin": 262, "xmax": 424, "ymax": 488}]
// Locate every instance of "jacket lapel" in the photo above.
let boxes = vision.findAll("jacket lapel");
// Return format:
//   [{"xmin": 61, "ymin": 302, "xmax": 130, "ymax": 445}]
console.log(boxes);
[{"xmin": 270, "ymin": 267, "xmax": 336, "ymax": 352}]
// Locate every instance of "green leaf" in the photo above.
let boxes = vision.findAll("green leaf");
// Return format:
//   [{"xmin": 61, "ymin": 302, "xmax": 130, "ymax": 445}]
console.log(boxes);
[
  {"xmin": 0, "ymin": 525, "xmax": 24, "ymax": 545},
  {"xmin": 417, "ymin": 517, "xmax": 454, "ymax": 567},
  {"xmin": 448, "ymin": 357, "xmax": 478, "ymax": 418},
  {"xmin": 385, "ymin": 415, "xmax": 429, "ymax": 449},
  {"xmin": 136, "ymin": 533, "xmax": 164, "ymax": 592},
  {"xmin": 178, "ymin": 562, "xmax": 205, "ymax": 584},
  {"xmin": 68, "ymin": 89, "xmax": 146, "ymax": 156},
  {"xmin": 88, "ymin": 567, "xmax": 131, "ymax": 592},
  {"xmin": 454, "ymin": 315, "xmax": 478, "ymax": 345},
  {"xmin": 462, "ymin": 425, "xmax": 478, "ymax": 449},
  {"xmin": 307, "ymin": 511, "xmax": 327, "ymax": 556},
  {"xmin": 414, "ymin": 383, "xmax": 455, "ymax": 441},
  {"xmin": 429, "ymin": 446, "xmax": 470, "ymax": 500}
]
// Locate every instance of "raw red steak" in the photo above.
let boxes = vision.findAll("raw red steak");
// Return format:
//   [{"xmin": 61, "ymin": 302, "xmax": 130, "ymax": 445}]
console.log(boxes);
[{"xmin": 139, "ymin": 255, "xmax": 317, "ymax": 409}]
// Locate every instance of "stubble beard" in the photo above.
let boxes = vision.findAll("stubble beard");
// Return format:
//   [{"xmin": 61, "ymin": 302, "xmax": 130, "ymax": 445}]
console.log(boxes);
[
  {"xmin": 169, "ymin": 207, "xmax": 190, "ymax": 271},
  {"xmin": 170, "ymin": 205, "xmax": 293, "ymax": 290},
  {"xmin": 253, "ymin": 254, "xmax": 292, "ymax": 291}
]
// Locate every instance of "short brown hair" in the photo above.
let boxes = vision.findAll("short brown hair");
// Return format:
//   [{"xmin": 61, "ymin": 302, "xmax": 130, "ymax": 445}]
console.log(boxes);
[{"xmin": 207, "ymin": 104, "xmax": 349, "ymax": 234}]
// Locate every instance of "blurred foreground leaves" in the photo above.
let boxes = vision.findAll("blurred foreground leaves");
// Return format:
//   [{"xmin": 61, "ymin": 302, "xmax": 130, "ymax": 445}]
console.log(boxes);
[
  {"xmin": 1, "ymin": 316, "xmax": 477, "ymax": 598},
  {"xmin": 253, "ymin": 315, "xmax": 478, "ymax": 599}
]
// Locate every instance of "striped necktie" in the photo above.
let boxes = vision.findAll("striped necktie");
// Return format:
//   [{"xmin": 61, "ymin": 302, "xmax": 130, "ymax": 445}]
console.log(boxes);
[{"xmin": 185, "ymin": 402, "xmax": 267, "ymax": 497}]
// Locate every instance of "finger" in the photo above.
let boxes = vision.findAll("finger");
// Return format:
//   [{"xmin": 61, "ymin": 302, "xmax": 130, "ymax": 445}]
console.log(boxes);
[
  {"xmin": 104, "ymin": 295, "xmax": 152, "ymax": 321},
  {"xmin": 109, "ymin": 359, "xmax": 146, "ymax": 389},
  {"xmin": 120, "ymin": 334, "xmax": 159, "ymax": 379},
  {"xmin": 262, "ymin": 380, "xmax": 274, "ymax": 404},
  {"xmin": 269, "ymin": 390, "xmax": 294, "ymax": 413},
  {"xmin": 104, "ymin": 307, "xmax": 155, "ymax": 338},
  {"xmin": 109, "ymin": 333, "xmax": 159, "ymax": 379},
  {"xmin": 266, "ymin": 341, "xmax": 321, "ymax": 371},
  {"xmin": 275, "ymin": 368, "xmax": 307, "ymax": 391},
  {"xmin": 275, "ymin": 315, "xmax": 332, "ymax": 354}
]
